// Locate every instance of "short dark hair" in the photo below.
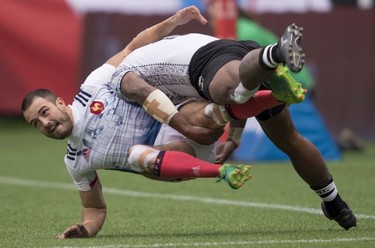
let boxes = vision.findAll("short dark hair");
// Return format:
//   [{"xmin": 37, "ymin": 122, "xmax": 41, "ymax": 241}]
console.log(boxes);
[{"xmin": 21, "ymin": 89, "xmax": 58, "ymax": 112}]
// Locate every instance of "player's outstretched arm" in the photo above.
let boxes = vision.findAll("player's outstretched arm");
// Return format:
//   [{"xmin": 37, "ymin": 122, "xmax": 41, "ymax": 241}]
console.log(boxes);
[
  {"xmin": 107, "ymin": 5, "xmax": 207, "ymax": 67},
  {"xmin": 127, "ymin": 5, "xmax": 207, "ymax": 51},
  {"xmin": 57, "ymin": 179, "xmax": 107, "ymax": 239}
]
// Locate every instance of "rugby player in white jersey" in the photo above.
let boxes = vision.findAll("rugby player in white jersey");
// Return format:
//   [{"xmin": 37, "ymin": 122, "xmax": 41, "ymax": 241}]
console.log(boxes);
[
  {"xmin": 111, "ymin": 26, "xmax": 356, "ymax": 230},
  {"xmin": 21, "ymin": 6, "xmax": 255, "ymax": 239}
]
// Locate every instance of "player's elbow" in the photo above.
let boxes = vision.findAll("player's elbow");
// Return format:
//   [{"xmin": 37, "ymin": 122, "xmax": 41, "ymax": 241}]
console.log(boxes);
[{"xmin": 121, "ymin": 72, "xmax": 154, "ymax": 104}]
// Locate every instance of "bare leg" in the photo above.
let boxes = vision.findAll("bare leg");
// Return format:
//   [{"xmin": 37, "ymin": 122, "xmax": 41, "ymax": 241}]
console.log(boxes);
[
  {"xmin": 208, "ymin": 60, "xmax": 242, "ymax": 104},
  {"xmin": 207, "ymin": 55, "xmax": 275, "ymax": 105},
  {"xmin": 258, "ymin": 108, "xmax": 330, "ymax": 185},
  {"xmin": 239, "ymin": 49, "xmax": 275, "ymax": 93},
  {"xmin": 232, "ymin": 24, "xmax": 305, "ymax": 104},
  {"xmin": 259, "ymin": 107, "xmax": 356, "ymax": 230}
]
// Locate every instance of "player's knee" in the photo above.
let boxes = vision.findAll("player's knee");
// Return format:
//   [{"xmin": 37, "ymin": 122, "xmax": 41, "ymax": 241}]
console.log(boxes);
[
  {"xmin": 121, "ymin": 72, "xmax": 156, "ymax": 103},
  {"xmin": 121, "ymin": 73, "xmax": 139, "ymax": 96},
  {"xmin": 110, "ymin": 72, "xmax": 140, "ymax": 103},
  {"xmin": 128, "ymin": 145, "xmax": 159, "ymax": 173},
  {"xmin": 209, "ymin": 83, "xmax": 234, "ymax": 104}
]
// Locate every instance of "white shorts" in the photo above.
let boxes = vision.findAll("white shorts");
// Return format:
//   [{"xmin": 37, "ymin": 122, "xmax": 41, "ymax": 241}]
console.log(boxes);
[{"xmin": 154, "ymin": 124, "xmax": 216, "ymax": 163}]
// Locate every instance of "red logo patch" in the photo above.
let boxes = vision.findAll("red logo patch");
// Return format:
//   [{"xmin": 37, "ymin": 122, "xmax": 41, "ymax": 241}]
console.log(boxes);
[
  {"xmin": 90, "ymin": 101, "xmax": 104, "ymax": 115},
  {"xmin": 83, "ymin": 148, "xmax": 91, "ymax": 162}
]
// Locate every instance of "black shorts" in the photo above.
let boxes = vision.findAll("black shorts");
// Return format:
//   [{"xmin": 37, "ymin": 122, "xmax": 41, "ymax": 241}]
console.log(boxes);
[
  {"xmin": 188, "ymin": 39, "xmax": 285, "ymax": 121},
  {"xmin": 250, "ymin": 81, "xmax": 285, "ymax": 121},
  {"xmin": 189, "ymin": 39, "xmax": 260, "ymax": 100}
]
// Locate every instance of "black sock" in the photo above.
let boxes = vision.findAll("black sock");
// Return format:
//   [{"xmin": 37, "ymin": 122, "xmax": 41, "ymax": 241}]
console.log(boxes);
[
  {"xmin": 311, "ymin": 176, "xmax": 348, "ymax": 217},
  {"xmin": 259, "ymin": 44, "xmax": 281, "ymax": 70}
]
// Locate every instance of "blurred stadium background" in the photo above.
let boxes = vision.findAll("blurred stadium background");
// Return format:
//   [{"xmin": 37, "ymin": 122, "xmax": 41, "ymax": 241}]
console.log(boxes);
[{"xmin": 1, "ymin": 0, "xmax": 374, "ymax": 161}]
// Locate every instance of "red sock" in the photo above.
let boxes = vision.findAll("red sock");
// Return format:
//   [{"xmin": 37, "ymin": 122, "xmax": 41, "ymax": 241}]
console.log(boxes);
[
  {"xmin": 225, "ymin": 90, "xmax": 282, "ymax": 119},
  {"xmin": 155, "ymin": 151, "xmax": 221, "ymax": 180}
]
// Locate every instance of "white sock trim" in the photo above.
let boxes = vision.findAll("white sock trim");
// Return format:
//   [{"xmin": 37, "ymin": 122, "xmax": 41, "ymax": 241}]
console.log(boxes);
[
  {"xmin": 315, "ymin": 181, "xmax": 338, "ymax": 202},
  {"xmin": 268, "ymin": 44, "xmax": 278, "ymax": 65},
  {"xmin": 231, "ymin": 83, "xmax": 259, "ymax": 104},
  {"xmin": 262, "ymin": 44, "xmax": 278, "ymax": 69},
  {"xmin": 322, "ymin": 190, "xmax": 338, "ymax": 202}
]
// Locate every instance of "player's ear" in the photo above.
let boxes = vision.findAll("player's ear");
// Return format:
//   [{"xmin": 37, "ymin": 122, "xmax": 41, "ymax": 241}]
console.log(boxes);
[{"xmin": 56, "ymin": 97, "xmax": 66, "ymax": 111}]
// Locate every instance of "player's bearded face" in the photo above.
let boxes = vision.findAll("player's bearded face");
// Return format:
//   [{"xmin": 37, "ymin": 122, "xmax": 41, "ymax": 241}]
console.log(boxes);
[
  {"xmin": 45, "ymin": 108, "xmax": 73, "ymax": 139},
  {"xmin": 24, "ymin": 97, "xmax": 74, "ymax": 140}
]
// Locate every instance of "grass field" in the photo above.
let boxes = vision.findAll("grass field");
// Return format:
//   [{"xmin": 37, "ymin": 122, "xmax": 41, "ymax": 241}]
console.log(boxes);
[{"xmin": 1, "ymin": 117, "xmax": 374, "ymax": 248}]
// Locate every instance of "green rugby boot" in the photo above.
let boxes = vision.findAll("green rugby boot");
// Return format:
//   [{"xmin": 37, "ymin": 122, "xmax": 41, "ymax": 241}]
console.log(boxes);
[
  {"xmin": 217, "ymin": 164, "xmax": 252, "ymax": 189},
  {"xmin": 267, "ymin": 65, "xmax": 307, "ymax": 104}
]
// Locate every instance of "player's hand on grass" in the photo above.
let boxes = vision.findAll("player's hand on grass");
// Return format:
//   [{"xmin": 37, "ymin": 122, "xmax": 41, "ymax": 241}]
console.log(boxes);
[
  {"xmin": 56, "ymin": 223, "xmax": 89, "ymax": 239},
  {"xmin": 174, "ymin": 5, "xmax": 207, "ymax": 26}
]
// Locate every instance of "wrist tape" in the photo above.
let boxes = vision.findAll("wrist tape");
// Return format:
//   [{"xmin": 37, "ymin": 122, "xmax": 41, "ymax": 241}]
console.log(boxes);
[
  {"xmin": 204, "ymin": 103, "xmax": 230, "ymax": 126},
  {"xmin": 142, "ymin": 89, "xmax": 178, "ymax": 124}
]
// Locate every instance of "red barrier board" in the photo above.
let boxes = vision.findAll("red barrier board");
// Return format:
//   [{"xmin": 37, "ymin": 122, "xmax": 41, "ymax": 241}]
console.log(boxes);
[{"xmin": 0, "ymin": 0, "xmax": 82, "ymax": 115}]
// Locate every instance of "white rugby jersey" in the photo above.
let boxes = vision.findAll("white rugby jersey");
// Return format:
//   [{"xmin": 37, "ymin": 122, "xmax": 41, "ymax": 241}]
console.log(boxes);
[
  {"xmin": 112, "ymin": 33, "xmax": 218, "ymax": 104},
  {"xmin": 65, "ymin": 64, "xmax": 160, "ymax": 191}
]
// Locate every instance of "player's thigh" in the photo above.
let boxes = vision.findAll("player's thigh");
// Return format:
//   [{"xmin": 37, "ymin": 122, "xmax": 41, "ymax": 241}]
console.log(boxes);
[{"xmin": 209, "ymin": 60, "xmax": 241, "ymax": 104}]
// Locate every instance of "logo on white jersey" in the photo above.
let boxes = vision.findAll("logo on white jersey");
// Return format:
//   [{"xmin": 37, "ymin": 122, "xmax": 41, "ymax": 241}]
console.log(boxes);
[
  {"xmin": 90, "ymin": 101, "xmax": 104, "ymax": 115},
  {"xmin": 82, "ymin": 147, "xmax": 91, "ymax": 162}
]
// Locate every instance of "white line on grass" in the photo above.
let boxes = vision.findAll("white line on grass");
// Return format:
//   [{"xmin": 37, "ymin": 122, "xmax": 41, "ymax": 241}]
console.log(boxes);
[
  {"xmin": 52, "ymin": 237, "xmax": 375, "ymax": 248},
  {"xmin": 1, "ymin": 176, "xmax": 375, "ymax": 220}
]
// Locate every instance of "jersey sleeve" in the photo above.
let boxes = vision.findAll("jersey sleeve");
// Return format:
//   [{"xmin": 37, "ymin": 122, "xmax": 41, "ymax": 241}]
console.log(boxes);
[
  {"xmin": 82, "ymin": 63, "xmax": 116, "ymax": 88},
  {"xmin": 64, "ymin": 156, "xmax": 97, "ymax": 191}
]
